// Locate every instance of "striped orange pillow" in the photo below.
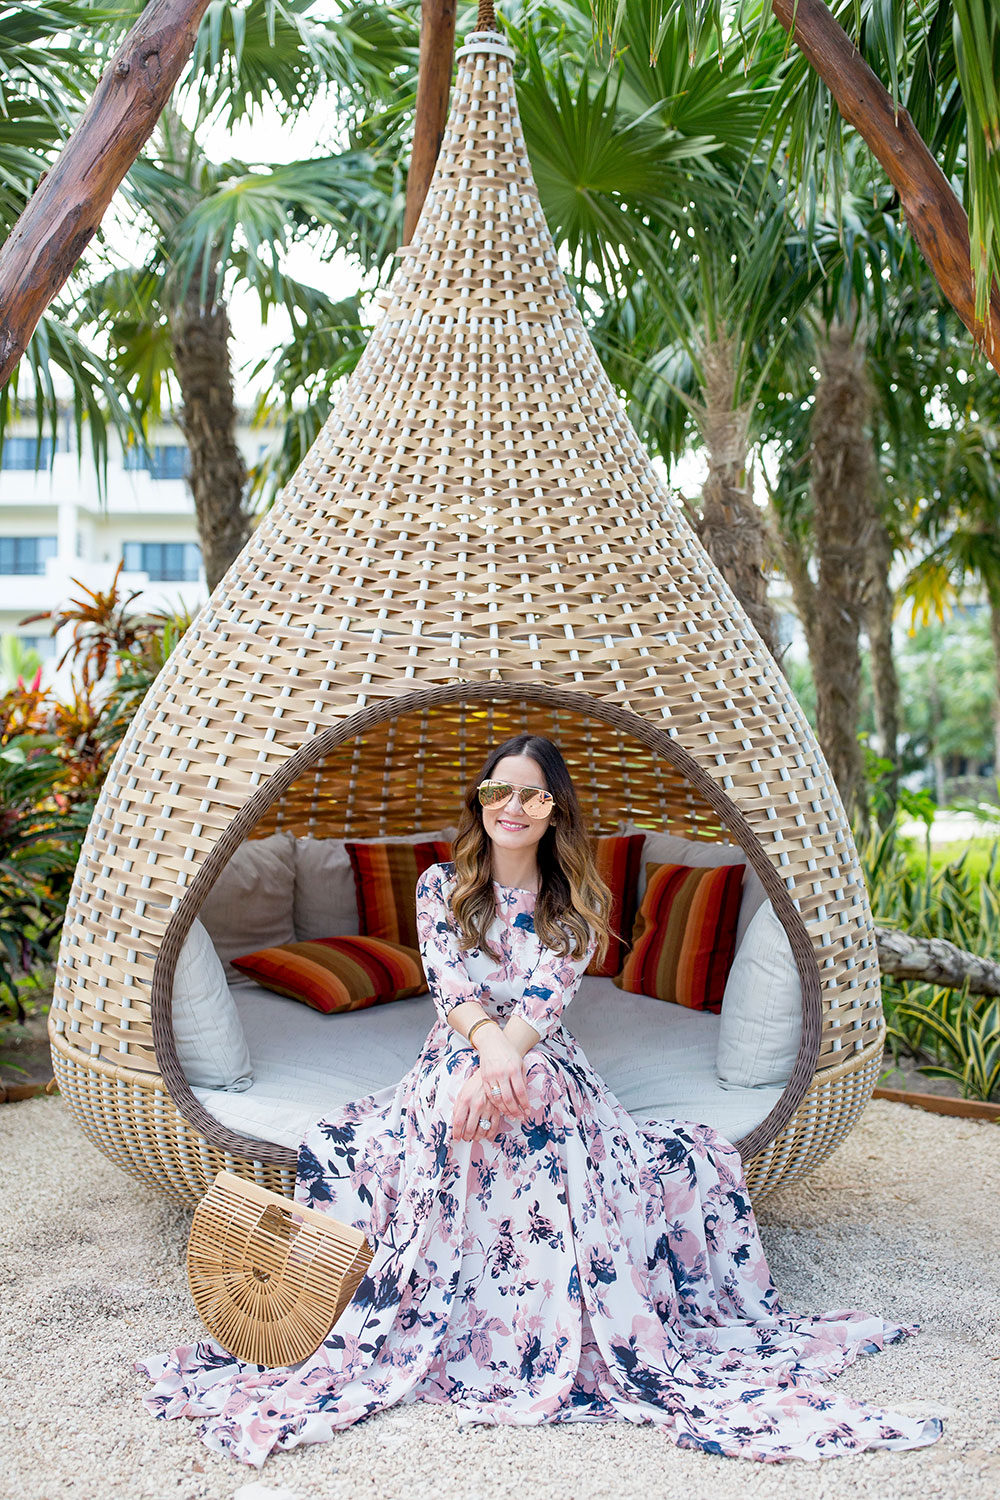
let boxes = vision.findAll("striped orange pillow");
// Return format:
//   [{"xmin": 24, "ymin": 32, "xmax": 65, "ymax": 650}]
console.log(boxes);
[
  {"xmin": 586, "ymin": 832, "xmax": 645, "ymax": 977},
  {"xmin": 346, "ymin": 840, "xmax": 453, "ymax": 949},
  {"xmin": 614, "ymin": 861, "xmax": 744, "ymax": 1012},
  {"xmin": 232, "ymin": 935, "xmax": 427, "ymax": 1014}
]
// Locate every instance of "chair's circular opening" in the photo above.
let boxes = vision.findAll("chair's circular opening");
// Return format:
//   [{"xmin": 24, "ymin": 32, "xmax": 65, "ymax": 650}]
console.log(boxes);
[{"xmin": 150, "ymin": 682, "xmax": 825, "ymax": 1168}]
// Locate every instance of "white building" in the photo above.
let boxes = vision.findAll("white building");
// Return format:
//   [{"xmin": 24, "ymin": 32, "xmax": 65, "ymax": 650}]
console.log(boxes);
[{"xmin": 0, "ymin": 409, "xmax": 273, "ymax": 690}]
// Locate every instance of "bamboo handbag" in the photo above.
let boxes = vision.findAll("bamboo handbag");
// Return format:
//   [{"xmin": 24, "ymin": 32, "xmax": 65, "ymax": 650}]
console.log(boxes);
[{"xmin": 187, "ymin": 1170, "xmax": 374, "ymax": 1368}]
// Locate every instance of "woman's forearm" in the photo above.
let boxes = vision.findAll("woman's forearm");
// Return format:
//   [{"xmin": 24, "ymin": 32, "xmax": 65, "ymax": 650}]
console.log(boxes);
[
  {"xmin": 498, "ymin": 1014, "xmax": 540, "ymax": 1057},
  {"xmin": 445, "ymin": 999, "xmax": 497, "ymax": 1043},
  {"xmin": 444, "ymin": 1000, "xmax": 539, "ymax": 1057}
]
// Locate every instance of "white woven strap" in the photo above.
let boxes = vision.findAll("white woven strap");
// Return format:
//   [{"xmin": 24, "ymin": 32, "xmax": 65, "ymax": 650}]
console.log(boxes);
[{"xmin": 456, "ymin": 30, "xmax": 515, "ymax": 60}]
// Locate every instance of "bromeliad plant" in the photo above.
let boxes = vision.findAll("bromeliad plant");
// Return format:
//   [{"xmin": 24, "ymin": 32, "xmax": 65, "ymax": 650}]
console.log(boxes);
[
  {"xmin": 22, "ymin": 560, "xmax": 157, "ymax": 688},
  {"xmin": 886, "ymin": 983, "xmax": 1000, "ymax": 1103}
]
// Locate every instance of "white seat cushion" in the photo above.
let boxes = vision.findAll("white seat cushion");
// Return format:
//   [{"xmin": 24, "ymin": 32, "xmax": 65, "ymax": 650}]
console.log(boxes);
[
  {"xmin": 716, "ymin": 900, "xmax": 803, "ymax": 1090},
  {"xmin": 193, "ymin": 977, "xmax": 785, "ymax": 1151},
  {"xmin": 172, "ymin": 918, "xmax": 253, "ymax": 1092}
]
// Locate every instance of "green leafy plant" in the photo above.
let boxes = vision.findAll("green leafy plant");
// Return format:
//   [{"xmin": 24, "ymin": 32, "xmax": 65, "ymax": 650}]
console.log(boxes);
[
  {"xmin": 861, "ymin": 810, "xmax": 1000, "ymax": 949},
  {"xmin": 0, "ymin": 581, "xmax": 191, "ymax": 1020},
  {"xmin": 860, "ymin": 803, "xmax": 1000, "ymax": 1100},
  {"xmin": 0, "ymin": 737, "xmax": 88, "ymax": 1022},
  {"xmin": 886, "ymin": 984, "xmax": 1000, "ymax": 1102}
]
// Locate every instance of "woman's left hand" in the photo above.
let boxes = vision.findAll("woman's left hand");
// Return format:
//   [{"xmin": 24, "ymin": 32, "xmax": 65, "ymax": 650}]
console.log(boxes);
[{"xmin": 451, "ymin": 1071, "xmax": 501, "ymax": 1142}]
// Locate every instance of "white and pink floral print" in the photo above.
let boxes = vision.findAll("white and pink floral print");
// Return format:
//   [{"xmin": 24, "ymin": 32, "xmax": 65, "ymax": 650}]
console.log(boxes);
[{"xmin": 136, "ymin": 862, "xmax": 942, "ymax": 1468}]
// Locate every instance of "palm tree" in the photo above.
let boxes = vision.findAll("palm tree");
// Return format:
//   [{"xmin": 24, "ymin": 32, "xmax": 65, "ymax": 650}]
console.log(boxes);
[
  {"xmin": 79, "ymin": 100, "xmax": 404, "ymax": 584},
  {"xmin": 502, "ymin": 5, "xmax": 829, "ymax": 659},
  {"xmin": 899, "ymin": 400, "xmax": 1000, "ymax": 781},
  {"xmin": 0, "ymin": 0, "xmax": 417, "ymax": 568},
  {"xmin": 0, "ymin": 1, "xmax": 146, "ymax": 482},
  {"xmin": 42, "ymin": 1, "xmax": 417, "ymax": 586},
  {"xmin": 749, "ymin": 116, "xmax": 985, "ymax": 831},
  {"xmin": 593, "ymin": 2, "xmax": 1000, "ymax": 365}
]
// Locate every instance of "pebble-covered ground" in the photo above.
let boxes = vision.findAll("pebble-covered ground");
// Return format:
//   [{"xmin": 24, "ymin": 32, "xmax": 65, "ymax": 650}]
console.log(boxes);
[{"xmin": 3, "ymin": 1094, "xmax": 997, "ymax": 1500}]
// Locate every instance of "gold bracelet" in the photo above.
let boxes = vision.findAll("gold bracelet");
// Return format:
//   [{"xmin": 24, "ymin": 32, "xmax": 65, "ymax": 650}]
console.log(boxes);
[{"xmin": 467, "ymin": 1016, "xmax": 499, "ymax": 1048}]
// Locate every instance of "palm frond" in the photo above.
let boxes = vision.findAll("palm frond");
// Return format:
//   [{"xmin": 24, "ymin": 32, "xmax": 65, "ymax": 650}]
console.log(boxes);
[{"xmin": 182, "ymin": 0, "xmax": 419, "ymax": 129}]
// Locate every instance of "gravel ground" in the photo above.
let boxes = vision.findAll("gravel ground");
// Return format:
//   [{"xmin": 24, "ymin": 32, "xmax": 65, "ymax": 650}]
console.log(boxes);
[{"xmin": 2, "ymin": 1095, "xmax": 998, "ymax": 1500}]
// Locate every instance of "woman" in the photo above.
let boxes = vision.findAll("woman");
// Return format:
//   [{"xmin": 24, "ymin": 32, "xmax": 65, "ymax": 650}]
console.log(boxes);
[{"xmin": 137, "ymin": 734, "xmax": 942, "ymax": 1467}]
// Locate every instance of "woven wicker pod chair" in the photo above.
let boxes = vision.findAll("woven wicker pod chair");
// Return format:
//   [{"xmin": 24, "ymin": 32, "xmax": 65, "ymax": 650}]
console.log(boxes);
[{"xmin": 48, "ymin": 10, "xmax": 884, "ymax": 1206}]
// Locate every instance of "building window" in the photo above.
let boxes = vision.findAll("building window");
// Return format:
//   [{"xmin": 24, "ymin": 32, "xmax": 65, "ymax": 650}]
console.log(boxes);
[
  {"xmin": 149, "ymin": 445, "xmax": 190, "ymax": 480},
  {"xmin": 122, "ymin": 444, "xmax": 149, "ymax": 472},
  {"xmin": 122, "ymin": 541, "xmax": 201, "ymax": 581},
  {"xmin": 0, "ymin": 536, "xmax": 58, "ymax": 574},
  {"xmin": 1, "ymin": 436, "xmax": 55, "ymax": 470},
  {"xmin": 17, "ymin": 634, "xmax": 56, "ymax": 659},
  {"xmin": 122, "ymin": 443, "xmax": 190, "ymax": 479}
]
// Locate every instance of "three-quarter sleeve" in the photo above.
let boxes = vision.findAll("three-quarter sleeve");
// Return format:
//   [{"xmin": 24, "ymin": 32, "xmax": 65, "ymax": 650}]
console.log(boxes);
[
  {"xmin": 415, "ymin": 864, "xmax": 490, "ymax": 1027},
  {"xmin": 511, "ymin": 926, "xmax": 598, "ymax": 1042}
]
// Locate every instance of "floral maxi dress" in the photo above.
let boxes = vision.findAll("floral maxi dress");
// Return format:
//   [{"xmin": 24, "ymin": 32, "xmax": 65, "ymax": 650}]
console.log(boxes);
[{"xmin": 136, "ymin": 862, "xmax": 943, "ymax": 1467}]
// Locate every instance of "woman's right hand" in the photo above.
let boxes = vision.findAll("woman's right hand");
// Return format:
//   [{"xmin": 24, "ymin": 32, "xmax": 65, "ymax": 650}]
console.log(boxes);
[{"xmin": 471, "ymin": 1026, "xmax": 531, "ymax": 1123}]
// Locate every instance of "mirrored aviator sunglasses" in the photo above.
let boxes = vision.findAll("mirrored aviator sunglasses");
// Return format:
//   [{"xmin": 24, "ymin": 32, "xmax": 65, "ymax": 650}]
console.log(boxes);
[{"xmin": 477, "ymin": 779, "xmax": 554, "ymax": 819}]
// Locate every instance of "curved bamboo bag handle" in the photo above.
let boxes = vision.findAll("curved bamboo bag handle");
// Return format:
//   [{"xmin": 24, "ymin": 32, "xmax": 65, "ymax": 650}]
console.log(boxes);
[{"xmin": 187, "ymin": 1170, "xmax": 374, "ymax": 1368}]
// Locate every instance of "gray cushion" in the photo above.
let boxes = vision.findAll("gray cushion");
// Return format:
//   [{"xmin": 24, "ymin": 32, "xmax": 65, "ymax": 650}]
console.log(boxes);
[{"xmin": 198, "ymin": 831, "xmax": 297, "ymax": 974}]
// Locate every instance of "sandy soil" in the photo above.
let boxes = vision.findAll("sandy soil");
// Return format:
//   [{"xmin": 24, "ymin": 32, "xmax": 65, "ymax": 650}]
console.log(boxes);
[{"xmin": 2, "ymin": 1094, "xmax": 998, "ymax": 1500}]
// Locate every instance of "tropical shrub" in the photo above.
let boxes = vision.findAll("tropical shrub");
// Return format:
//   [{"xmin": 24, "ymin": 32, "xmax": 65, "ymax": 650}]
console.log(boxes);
[
  {"xmin": 0, "ymin": 570, "xmax": 191, "ymax": 1019},
  {"xmin": 859, "ymin": 803, "xmax": 1000, "ymax": 1100},
  {"xmin": 0, "ymin": 737, "xmax": 90, "ymax": 1021},
  {"xmin": 886, "ymin": 984, "xmax": 1000, "ymax": 1102}
]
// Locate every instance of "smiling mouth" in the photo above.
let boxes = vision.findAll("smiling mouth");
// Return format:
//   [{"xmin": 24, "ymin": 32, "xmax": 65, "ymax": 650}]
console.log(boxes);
[{"xmin": 497, "ymin": 819, "xmax": 527, "ymax": 830}]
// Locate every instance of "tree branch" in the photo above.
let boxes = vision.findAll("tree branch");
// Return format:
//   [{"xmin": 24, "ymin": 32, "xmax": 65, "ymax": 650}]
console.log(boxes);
[
  {"xmin": 403, "ymin": 0, "xmax": 458, "ymax": 245},
  {"xmin": 875, "ymin": 925, "xmax": 1000, "ymax": 998},
  {"xmin": 0, "ymin": 0, "xmax": 212, "ymax": 387},
  {"xmin": 772, "ymin": 0, "xmax": 1000, "ymax": 375}
]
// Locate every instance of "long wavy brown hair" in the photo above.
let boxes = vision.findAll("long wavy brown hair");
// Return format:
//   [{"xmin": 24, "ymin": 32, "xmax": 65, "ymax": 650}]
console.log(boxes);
[{"xmin": 449, "ymin": 734, "xmax": 613, "ymax": 967}]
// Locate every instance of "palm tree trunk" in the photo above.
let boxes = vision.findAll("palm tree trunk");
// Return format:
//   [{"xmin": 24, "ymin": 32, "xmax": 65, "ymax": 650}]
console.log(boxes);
[
  {"xmin": 693, "ymin": 333, "xmax": 781, "ymax": 661},
  {"xmin": 808, "ymin": 318, "xmax": 874, "ymax": 827},
  {"xmin": 988, "ymin": 585, "xmax": 1000, "ymax": 782},
  {"xmin": 925, "ymin": 654, "xmax": 947, "ymax": 804},
  {"xmin": 773, "ymin": 512, "xmax": 817, "ymax": 659},
  {"xmin": 863, "ymin": 507, "xmax": 902, "ymax": 826},
  {"xmin": 876, "ymin": 925, "xmax": 1000, "ymax": 997},
  {"xmin": 168, "ymin": 274, "xmax": 250, "ymax": 590}
]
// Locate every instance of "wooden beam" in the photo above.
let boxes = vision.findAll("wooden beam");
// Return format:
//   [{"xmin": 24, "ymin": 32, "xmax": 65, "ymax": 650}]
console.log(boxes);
[
  {"xmin": 403, "ymin": 0, "xmax": 459, "ymax": 245},
  {"xmin": 772, "ymin": 0, "xmax": 1000, "ymax": 375},
  {"xmin": 872, "ymin": 1086, "xmax": 1000, "ymax": 1122},
  {"xmin": 0, "ymin": 0, "xmax": 212, "ymax": 387}
]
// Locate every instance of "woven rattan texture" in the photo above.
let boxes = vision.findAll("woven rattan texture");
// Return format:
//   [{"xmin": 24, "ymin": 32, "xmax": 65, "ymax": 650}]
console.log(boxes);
[
  {"xmin": 252, "ymin": 704, "xmax": 724, "ymax": 840},
  {"xmin": 48, "ymin": 27, "xmax": 882, "ymax": 1200}
]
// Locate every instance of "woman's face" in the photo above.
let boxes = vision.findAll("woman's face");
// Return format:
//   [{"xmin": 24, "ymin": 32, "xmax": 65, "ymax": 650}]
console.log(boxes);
[{"xmin": 480, "ymin": 753, "xmax": 554, "ymax": 856}]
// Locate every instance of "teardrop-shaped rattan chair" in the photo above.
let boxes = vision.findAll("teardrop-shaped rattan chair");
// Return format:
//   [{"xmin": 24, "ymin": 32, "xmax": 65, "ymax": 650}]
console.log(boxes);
[{"xmin": 48, "ymin": 10, "xmax": 884, "ymax": 1205}]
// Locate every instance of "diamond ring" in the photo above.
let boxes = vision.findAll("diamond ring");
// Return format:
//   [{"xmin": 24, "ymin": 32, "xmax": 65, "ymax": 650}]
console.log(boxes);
[
  {"xmin": 478, "ymin": 1116, "xmax": 491, "ymax": 1131},
  {"xmin": 490, "ymin": 1084, "xmax": 501, "ymax": 1095}
]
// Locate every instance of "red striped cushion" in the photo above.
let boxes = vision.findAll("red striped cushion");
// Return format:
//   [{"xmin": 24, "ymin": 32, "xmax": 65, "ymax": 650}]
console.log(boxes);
[
  {"xmin": 232, "ymin": 935, "xmax": 427, "ymax": 1014},
  {"xmin": 346, "ymin": 840, "xmax": 453, "ymax": 949},
  {"xmin": 586, "ymin": 832, "xmax": 645, "ymax": 977},
  {"xmin": 614, "ymin": 861, "xmax": 744, "ymax": 1011}
]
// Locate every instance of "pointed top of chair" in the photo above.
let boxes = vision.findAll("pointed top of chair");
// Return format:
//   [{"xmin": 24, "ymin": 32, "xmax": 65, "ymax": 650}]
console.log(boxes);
[{"xmin": 475, "ymin": 0, "xmax": 500, "ymax": 32}]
